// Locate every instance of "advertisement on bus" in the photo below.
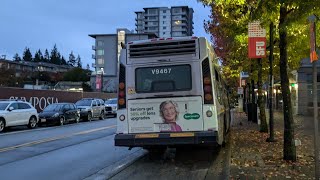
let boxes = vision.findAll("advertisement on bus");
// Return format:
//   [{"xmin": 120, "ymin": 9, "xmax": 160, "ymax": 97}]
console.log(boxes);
[{"xmin": 128, "ymin": 96, "xmax": 203, "ymax": 133}]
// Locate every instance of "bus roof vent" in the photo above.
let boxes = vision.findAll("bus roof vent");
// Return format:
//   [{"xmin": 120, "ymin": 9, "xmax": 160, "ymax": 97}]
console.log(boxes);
[{"xmin": 128, "ymin": 40, "xmax": 196, "ymax": 58}]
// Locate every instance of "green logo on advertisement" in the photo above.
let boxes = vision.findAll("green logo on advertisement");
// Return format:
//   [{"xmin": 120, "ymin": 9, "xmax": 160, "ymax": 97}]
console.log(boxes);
[{"xmin": 183, "ymin": 113, "xmax": 200, "ymax": 120}]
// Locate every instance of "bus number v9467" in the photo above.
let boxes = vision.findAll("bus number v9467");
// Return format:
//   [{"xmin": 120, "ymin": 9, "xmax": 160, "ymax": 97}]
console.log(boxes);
[{"xmin": 151, "ymin": 68, "xmax": 171, "ymax": 75}]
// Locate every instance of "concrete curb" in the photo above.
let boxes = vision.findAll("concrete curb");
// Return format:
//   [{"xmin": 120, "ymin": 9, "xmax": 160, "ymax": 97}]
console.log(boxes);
[{"xmin": 83, "ymin": 149, "xmax": 147, "ymax": 180}]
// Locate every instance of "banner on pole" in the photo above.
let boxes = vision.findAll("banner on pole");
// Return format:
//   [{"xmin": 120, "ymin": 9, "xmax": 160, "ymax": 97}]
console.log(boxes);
[
  {"xmin": 310, "ymin": 22, "xmax": 318, "ymax": 62},
  {"xmin": 248, "ymin": 21, "xmax": 267, "ymax": 58},
  {"xmin": 96, "ymin": 74, "xmax": 101, "ymax": 90}
]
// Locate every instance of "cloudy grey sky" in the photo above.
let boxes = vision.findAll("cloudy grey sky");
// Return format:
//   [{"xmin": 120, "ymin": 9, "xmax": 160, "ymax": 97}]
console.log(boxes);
[{"xmin": 0, "ymin": 0, "xmax": 211, "ymax": 68}]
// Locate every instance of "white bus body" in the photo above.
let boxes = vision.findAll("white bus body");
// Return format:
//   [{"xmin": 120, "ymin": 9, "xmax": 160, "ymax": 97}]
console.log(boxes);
[{"xmin": 115, "ymin": 37, "xmax": 230, "ymax": 148}]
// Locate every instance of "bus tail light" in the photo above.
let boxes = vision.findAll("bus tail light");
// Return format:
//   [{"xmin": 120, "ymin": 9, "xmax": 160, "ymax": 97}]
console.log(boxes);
[
  {"xmin": 202, "ymin": 58, "xmax": 214, "ymax": 104},
  {"xmin": 118, "ymin": 64, "xmax": 126, "ymax": 109}
]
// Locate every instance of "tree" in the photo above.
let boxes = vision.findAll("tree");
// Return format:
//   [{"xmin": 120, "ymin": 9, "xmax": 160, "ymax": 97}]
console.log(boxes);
[
  {"xmin": 13, "ymin": 53, "xmax": 22, "ymax": 62},
  {"xmin": 61, "ymin": 56, "xmax": 67, "ymax": 65},
  {"xmin": 199, "ymin": 0, "xmax": 320, "ymax": 161},
  {"xmin": 34, "ymin": 49, "xmax": 43, "ymax": 62},
  {"xmin": 50, "ymin": 44, "xmax": 61, "ymax": 65},
  {"xmin": 43, "ymin": 49, "xmax": 50, "ymax": 62},
  {"xmin": 68, "ymin": 51, "xmax": 76, "ymax": 66},
  {"xmin": 22, "ymin": 47, "xmax": 33, "ymax": 62},
  {"xmin": 76, "ymin": 55, "xmax": 82, "ymax": 68},
  {"xmin": 63, "ymin": 67, "xmax": 91, "ymax": 82}
]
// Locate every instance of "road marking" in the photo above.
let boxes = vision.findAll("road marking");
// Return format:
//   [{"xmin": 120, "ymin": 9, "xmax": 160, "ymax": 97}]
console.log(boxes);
[{"xmin": 0, "ymin": 125, "xmax": 116, "ymax": 153}]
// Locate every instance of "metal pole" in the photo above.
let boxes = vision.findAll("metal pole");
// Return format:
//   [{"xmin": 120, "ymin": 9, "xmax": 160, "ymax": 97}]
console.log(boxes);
[
  {"xmin": 267, "ymin": 22, "xmax": 276, "ymax": 142},
  {"xmin": 309, "ymin": 14, "xmax": 319, "ymax": 180}
]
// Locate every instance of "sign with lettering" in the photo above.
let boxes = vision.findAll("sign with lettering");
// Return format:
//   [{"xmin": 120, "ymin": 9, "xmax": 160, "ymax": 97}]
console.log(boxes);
[{"xmin": 248, "ymin": 21, "xmax": 266, "ymax": 58}]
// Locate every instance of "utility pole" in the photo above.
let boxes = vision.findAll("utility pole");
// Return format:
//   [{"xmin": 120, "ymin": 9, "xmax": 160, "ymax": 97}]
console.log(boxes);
[
  {"xmin": 267, "ymin": 22, "xmax": 276, "ymax": 142},
  {"xmin": 308, "ymin": 14, "xmax": 319, "ymax": 180}
]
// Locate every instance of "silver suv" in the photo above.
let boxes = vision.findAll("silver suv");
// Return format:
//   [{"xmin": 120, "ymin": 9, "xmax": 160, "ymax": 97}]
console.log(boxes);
[
  {"xmin": 75, "ymin": 98, "xmax": 105, "ymax": 121},
  {"xmin": 104, "ymin": 98, "xmax": 117, "ymax": 117},
  {"xmin": 0, "ymin": 100, "xmax": 38, "ymax": 132}
]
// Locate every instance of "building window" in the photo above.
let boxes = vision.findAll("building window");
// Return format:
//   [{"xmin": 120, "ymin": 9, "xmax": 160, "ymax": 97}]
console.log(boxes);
[
  {"xmin": 163, "ymin": 26, "xmax": 166, "ymax": 30},
  {"xmin": 163, "ymin": 21, "xmax": 165, "ymax": 24},
  {"xmin": 97, "ymin": 40, "xmax": 104, "ymax": 46},
  {"xmin": 163, "ymin": 10, "xmax": 166, "ymax": 13},
  {"xmin": 149, "ymin": 16, "xmax": 156, "ymax": 20},
  {"xmin": 163, "ymin": 16, "xmax": 166, "ymax": 19},
  {"xmin": 163, "ymin": 32, "xmax": 166, "ymax": 35},
  {"xmin": 97, "ymin": 58, "xmax": 104, "ymax": 65},
  {"xmin": 148, "ymin": 9, "xmax": 157, "ymax": 14},
  {"xmin": 97, "ymin": 49, "xmax": 104, "ymax": 56}
]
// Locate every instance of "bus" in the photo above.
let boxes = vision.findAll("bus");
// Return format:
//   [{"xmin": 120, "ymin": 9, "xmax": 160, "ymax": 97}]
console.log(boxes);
[{"xmin": 114, "ymin": 36, "xmax": 230, "ymax": 149}]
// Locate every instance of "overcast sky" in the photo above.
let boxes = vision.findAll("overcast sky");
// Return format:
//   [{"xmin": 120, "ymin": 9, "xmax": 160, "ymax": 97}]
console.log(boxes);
[{"xmin": 0, "ymin": 0, "xmax": 211, "ymax": 68}]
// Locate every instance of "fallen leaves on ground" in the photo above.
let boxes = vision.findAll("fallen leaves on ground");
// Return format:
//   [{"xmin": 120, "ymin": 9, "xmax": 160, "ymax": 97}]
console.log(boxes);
[{"xmin": 229, "ymin": 112, "xmax": 316, "ymax": 179}]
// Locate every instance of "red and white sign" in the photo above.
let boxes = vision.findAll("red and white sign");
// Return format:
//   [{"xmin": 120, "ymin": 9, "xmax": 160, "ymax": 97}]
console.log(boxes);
[
  {"xmin": 310, "ymin": 21, "xmax": 318, "ymax": 62},
  {"xmin": 248, "ymin": 21, "xmax": 266, "ymax": 58}
]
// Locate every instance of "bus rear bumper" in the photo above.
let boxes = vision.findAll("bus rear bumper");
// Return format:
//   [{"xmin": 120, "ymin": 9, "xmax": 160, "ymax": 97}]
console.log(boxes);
[{"xmin": 114, "ymin": 131, "xmax": 218, "ymax": 147}]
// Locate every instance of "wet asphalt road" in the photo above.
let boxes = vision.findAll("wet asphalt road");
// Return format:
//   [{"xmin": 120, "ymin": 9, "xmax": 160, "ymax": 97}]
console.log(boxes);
[
  {"xmin": 0, "ymin": 118, "xmax": 141, "ymax": 180},
  {"xmin": 109, "ymin": 135, "xmax": 231, "ymax": 180},
  {"xmin": 0, "ymin": 118, "xmax": 231, "ymax": 180}
]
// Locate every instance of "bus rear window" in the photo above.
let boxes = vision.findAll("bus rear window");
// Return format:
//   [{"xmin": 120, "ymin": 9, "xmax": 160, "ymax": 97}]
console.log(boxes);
[{"xmin": 135, "ymin": 65, "xmax": 192, "ymax": 93}]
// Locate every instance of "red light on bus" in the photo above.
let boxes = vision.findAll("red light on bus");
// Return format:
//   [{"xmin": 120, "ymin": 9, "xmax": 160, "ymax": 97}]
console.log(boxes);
[
  {"xmin": 166, "ymin": 38, "xmax": 173, "ymax": 40},
  {"xmin": 191, "ymin": 36, "xmax": 198, "ymax": 39},
  {"xmin": 119, "ymin": 91, "xmax": 125, "ymax": 98},
  {"xmin": 159, "ymin": 38, "xmax": 165, "ymax": 40},
  {"xmin": 204, "ymin": 85, "xmax": 212, "ymax": 93},
  {"xmin": 119, "ymin": 82, "xmax": 125, "ymax": 90},
  {"xmin": 203, "ymin": 77, "xmax": 211, "ymax": 85}
]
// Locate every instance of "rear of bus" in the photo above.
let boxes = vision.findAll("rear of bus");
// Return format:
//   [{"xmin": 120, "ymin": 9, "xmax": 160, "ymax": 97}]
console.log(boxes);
[{"xmin": 115, "ymin": 37, "xmax": 225, "ymax": 148}]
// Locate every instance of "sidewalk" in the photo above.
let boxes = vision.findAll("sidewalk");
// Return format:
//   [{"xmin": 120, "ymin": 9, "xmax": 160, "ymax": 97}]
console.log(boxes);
[{"xmin": 229, "ymin": 110, "xmax": 317, "ymax": 179}]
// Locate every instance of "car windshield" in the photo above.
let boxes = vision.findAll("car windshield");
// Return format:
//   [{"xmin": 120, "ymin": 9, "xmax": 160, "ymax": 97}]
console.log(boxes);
[
  {"xmin": 0, "ymin": 103, "xmax": 9, "ymax": 110},
  {"xmin": 43, "ymin": 104, "xmax": 64, "ymax": 112},
  {"xmin": 105, "ymin": 99, "xmax": 117, "ymax": 104},
  {"xmin": 75, "ymin": 100, "xmax": 92, "ymax": 106}
]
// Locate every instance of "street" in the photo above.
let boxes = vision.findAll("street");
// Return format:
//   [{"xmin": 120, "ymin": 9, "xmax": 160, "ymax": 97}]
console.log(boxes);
[
  {"xmin": 0, "ymin": 118, "xmax": 231, "ymax": 180},
  {"xmin": 0, "ymin": 118, "xmax": 142, "ymax": 180}
]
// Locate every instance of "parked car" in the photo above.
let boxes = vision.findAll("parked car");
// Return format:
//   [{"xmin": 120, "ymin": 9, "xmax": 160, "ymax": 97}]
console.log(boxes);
[
  {"xmin": 38, "ymin": 103, "xmax": 80, "ymax": 126},
  {"xmin": 75, "ymin": 98, "xmax": 105, "ymax": 121},
  {"xmin": 0, "ymin": 100, "xmax": 38, "ymax": 132},
  {"xmin": 104, "ymin": 98, "xmax": 117, "ymax": 117}
]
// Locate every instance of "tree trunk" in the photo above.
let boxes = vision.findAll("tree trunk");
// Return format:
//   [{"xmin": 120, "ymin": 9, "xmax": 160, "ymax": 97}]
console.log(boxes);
[
  {"xmin": 258, "ymin": 58, "xmax": 268, "ymax": 132},
  {"xmin": 279, "ymin": 4, "xmax": 296, "ymax": 161}
]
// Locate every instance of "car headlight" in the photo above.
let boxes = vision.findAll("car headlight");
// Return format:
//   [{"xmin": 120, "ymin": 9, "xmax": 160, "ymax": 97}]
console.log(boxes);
[
  {"xmin": 52, "ymin": 113, "xmax": 59, "ymax": 118},
  {"xmin": 112, "ymin": 106, "xmax": 117, "ymax": 111}
]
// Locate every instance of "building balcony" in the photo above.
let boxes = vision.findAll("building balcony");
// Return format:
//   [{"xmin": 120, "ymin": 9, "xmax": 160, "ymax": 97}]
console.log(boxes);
[
  {"xmin": 172, "ymin": 28, "xmax": 188, "ymax": 32},
  {"xmin": 92, "ymin": 45, "xmax": 96, "ymax": 50},
  {"xmin": 145, "ymin": 24, "xmax": 158, "ymax": 27},
  {"xmin": 135, "ymin": 17, "xmax": 144, "ymax": 21},
  {"xmin": 144, "ymin": 13, "xmax": 158, "ymax": 16},
  {"xmin": 145, "ymin": 29, "xmax": 159, "ymax": 33},
  {"xmin": 172, "ymin": 16, "xmax": 187, "ymax": 21},
  {"xmin": 135, "ymin": 22, "xmax": 144, "ymax": 26},
  {"xmin": 92, "ymin": 54, "xmax": 96, "ymax": 59},
  {"xmin": 145, "ymin": 18, "xmax": 159, "ymax": 22}
]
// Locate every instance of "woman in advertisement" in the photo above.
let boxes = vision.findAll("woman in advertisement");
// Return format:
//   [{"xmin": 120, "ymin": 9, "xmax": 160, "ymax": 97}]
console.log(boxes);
[{"xmin": 159, "ymin": 100, "xmax": 182, "ymax": 132}]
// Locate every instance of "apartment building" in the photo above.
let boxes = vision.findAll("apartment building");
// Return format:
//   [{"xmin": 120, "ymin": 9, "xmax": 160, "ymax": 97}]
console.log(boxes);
[
  {"xmin": 135, "ymin": 6, "xmax": 194, "ymax": 37},
  {"xmin": 89, "ymin": 29, "xmax": 157, "ymax": 92}
]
